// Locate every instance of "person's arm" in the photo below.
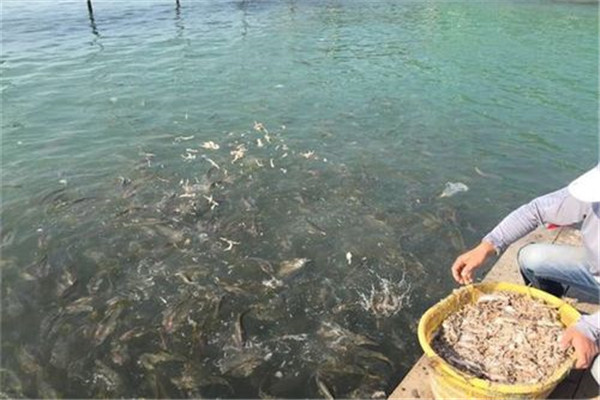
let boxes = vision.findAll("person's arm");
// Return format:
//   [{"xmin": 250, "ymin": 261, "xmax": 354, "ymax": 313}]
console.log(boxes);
[
  {"xmin": 452, "ymin": 187, "xmax": 587, "ymax": 284},
  {"xmin": 483, "ymin": 187, "xmax": 587, "ymax": 254},
  {"xmin": 562, "ymin": 312, "xmax": 600, "ymax": 369}
]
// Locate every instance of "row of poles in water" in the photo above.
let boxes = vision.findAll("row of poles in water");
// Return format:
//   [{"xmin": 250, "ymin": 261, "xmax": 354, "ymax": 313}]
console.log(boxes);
[
  {"xmin": 86, "ymin": 0, "xmax": 182, "ymax": 14},
  {"xmin": 85, "ymin": 0, "xmax": 182, "ymax": 37}
]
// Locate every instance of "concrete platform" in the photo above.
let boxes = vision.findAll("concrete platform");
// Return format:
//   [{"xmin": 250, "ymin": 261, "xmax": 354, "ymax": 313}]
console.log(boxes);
[{"xmin": 389, "ymin": 227, "xmax": 599, "ymax": 400}]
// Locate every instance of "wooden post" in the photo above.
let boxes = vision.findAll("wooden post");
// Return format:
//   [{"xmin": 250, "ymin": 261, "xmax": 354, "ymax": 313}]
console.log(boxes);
[{"xmin": 87, "ymin": 0, "xmax": 93, "ymax": 15}]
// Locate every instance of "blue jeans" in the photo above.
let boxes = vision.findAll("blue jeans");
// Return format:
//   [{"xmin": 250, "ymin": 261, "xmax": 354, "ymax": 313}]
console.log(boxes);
[{"xmin": 517, "ymin": 243, "xmax": 600, "ymax": 299}]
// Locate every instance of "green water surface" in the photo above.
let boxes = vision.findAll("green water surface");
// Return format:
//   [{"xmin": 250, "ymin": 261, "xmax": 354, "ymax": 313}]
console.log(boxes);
[{"xmin": 1, "ymin": 0, "xmax": 598, "ymax": 398}]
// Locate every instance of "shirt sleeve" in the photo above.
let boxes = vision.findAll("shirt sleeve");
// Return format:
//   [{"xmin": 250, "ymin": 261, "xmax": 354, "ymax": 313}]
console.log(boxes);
[
  {"xmin": 574, "ymin": 312, "xmax": 600, "ymax": 345},
  {"xmin": 482, "ymin": 187, "xmax": 588, "ymax": 253}
]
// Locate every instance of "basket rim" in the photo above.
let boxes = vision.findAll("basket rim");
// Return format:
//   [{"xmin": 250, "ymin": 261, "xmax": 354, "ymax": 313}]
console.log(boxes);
[{"xmin": 417, "ymin": 281, "xmax": 580, "ymax": 394}]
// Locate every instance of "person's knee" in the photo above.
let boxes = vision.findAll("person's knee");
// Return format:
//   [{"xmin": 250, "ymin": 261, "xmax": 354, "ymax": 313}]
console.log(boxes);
[{"xmin": 517, "ymin": 243, "xmax": 548, "ymax": 273}]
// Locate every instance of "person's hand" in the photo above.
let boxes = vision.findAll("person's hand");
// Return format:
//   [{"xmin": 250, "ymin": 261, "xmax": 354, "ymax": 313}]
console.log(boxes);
[
  {"xmin": 451, "ymin": 241, "xmax": 496, "ymax": 284},
  {"xmin": 561, "ymin": 326, "xmax": 599, "ymax": 369}
]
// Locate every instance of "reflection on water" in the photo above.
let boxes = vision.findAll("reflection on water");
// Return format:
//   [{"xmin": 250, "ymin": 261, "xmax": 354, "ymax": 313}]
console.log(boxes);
[
  {"xmin": 1, "ymin": 0, "xmax": 597, "ymax": 397},
  {"xmin": 87, "ymin": 0, "xmax": 99, "ymax": 38}
]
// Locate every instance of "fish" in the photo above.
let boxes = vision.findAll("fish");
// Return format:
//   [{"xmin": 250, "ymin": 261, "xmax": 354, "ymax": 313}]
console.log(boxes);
[
  {"xmin": 170, "ymin": 363, "xmax": 233, "ymax": 394},
  {"xmin": 138, "ymin": 351, "xmax": 183, "ymax": 371},
  {"xmin": 55, "ymin": 267, "xmax": 77, "ymax": 298},
  {"xmin": 355, "ymin": 347, "xmax": 394, "ymax": 368},
  {"xmin": 315, "ymin": 373, "xmax": 334, "ymax": 399},
  {"xmin": 36, "ymin": 372, "xmax": 59, "ymax": 399},
  {"xmin": 64, "ymin": 296, "xmax": 94, "ymax": 314},
  {"xmin": 475, "ymin": 166, "xmax": 502, "ymax": 180},
  {"xmin": 110, "ymin": 341, "xmax": 129, "ymax": 366},
  {"xmin": 305, "ymin": 218, "xmax": 327, "ymax": 236},
  {"xmin": 49, "ymin": 335, "xmax": 71, "ymax": 370},
  {"xmin": 0, "ymin": 228, "xmax": 15, "ymax": 249},
  {"xmin": 94, "ymin": 298, "xmax": 127, "ymax": 345},
  {"xmin": 162, "ymin": 297, "xmax": 195, "ymax": 333},
  {"xmin": 154, "ymin": 224, "xmax": 185, "ymax": 244},
  {"xmin": 233, "ymin": 310, "xmax": 250, "ymax": 348},
  {"xmin": 119, "ymin": 327, "xmax": 149, "ymax": 342},
  {"xmin": 218, "ymin": 343, "xmax": 268, "ymax": 378},
  {"xmin": 1, "ymin": 368, "xmax": 24, "ymax": 397},
  {"xmin": 15, "ymin": 346, "xmax": 40, "ymax": 374},
  {"xmin": 317, "ymin": 321, "xmax": 378, "ymax": 349},
  {"xmin": 39, "ymin": 187, "xmax": 67, "ymax": 204},
  {"xmin": 22, "ymin": 255, "xmax": 50, "ymax": 280},
  {"xmin": 246, "ymin": 257, "xmax": 274, "ymax": 275},
  {"xmin": 173, "ymin": 135, "xmax": 194, "ymax": 142},
  {"xmin": 277, "ymin": 258, "xmax": 310, "ymax": 278}
]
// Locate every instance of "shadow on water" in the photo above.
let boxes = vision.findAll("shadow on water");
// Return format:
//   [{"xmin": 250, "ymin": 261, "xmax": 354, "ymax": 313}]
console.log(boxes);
[
  {"xmin": 237, "ymin": 0, "xmax": 251, "ymax": 37},
  {"xmin": 174, "ymin": 0, "xmax": 185, "ymax": 39}
]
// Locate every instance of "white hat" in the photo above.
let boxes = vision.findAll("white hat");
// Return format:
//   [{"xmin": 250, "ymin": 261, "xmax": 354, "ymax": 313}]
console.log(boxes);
[{"xmin": 568, "ymin": 165, "xmax": 600, "ymax": 203}]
